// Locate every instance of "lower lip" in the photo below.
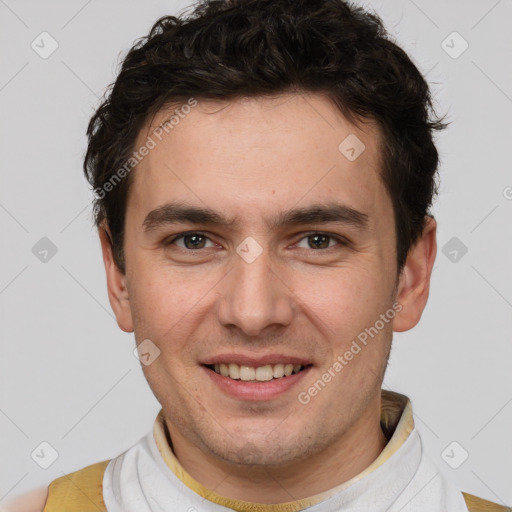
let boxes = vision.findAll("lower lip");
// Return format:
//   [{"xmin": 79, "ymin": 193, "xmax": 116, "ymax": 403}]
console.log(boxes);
[{"xmin": 203, "ymin": 365, "xmax": 311, "ymax": 401}]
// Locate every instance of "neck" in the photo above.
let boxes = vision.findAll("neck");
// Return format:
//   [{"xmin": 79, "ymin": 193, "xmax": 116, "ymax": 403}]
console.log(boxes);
[{"xmin": 164, "ymin": 393, "xmax": 388, "ymax": 503}]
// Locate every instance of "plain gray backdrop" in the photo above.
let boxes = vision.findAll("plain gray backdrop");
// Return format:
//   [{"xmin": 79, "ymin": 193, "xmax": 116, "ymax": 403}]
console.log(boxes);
[{"xmin": 1, "ymin": 0, "xmax": 511, "ymax": 505}]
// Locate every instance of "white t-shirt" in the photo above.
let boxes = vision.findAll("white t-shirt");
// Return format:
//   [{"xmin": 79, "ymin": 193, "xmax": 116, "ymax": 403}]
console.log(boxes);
[{"xmin": 103, "ymin": 390, "xmax": 470, "ymax": 512}]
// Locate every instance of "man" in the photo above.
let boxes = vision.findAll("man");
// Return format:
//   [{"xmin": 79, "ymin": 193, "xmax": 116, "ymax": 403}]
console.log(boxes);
[{"xmin": 6, "ymin": 0, "xmax": 509, "ymax": 510}]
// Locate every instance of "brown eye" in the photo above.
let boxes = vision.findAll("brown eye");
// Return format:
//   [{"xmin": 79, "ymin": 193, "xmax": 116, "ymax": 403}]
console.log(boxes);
[
  {"xmin": 182, "ymin": 234, "xmax": 207, "ymax": 249},
  {"xmin": 166, "ymin": 232, "xmax": 215, "ymax": 250},
  {"xmin": 307, "ymin": 234, "xmax": 330, "ymax": 249},
  {"xmin": 296, "ymin": 233, "xmax": 343, "ymax": 250}
]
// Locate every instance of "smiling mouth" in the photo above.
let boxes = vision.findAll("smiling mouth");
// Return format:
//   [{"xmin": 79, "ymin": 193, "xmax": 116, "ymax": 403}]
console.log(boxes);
[{"xmin": 205, "ymin": 363, "xmax": 310, "ymax": 382}]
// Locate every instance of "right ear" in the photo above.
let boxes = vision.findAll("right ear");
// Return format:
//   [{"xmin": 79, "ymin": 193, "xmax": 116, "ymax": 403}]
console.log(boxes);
[{"xmin": 98, "ymin": 222, "xmax": 134, "ymax": 333}]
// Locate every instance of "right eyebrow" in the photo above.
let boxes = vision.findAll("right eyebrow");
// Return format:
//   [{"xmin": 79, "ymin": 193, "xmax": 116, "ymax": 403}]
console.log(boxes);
[{"xmin": 142, "ymin": 202, "xmax": 237, "ymax": 233}]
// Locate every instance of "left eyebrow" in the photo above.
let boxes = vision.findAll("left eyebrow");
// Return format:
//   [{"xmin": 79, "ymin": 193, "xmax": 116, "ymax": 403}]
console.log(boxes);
[
  {"xmin": 269, "ymin": 202, "xmax": 369, "ymax": 231},
  {"xmin": 141, "ymin": 201, "xmax": 369, "ymax": 233}
]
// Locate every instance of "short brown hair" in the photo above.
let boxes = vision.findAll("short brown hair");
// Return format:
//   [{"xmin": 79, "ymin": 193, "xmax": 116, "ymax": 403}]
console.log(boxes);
[{"xmin": 84, "ymin": 0, "xmax": 446, "ymax": 274}]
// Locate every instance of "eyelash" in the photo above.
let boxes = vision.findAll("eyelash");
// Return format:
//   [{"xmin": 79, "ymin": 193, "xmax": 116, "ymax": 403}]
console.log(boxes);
[{"xmin": 164, "ymin": 231, "xmax": 349, "ymax": 252}]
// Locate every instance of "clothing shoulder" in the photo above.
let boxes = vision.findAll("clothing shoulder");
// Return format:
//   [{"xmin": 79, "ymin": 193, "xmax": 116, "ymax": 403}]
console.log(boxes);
[
  {"xmin": 5, "ymin": 460, "xmax": 109, "ymax": 512},
  {"xmin": 463, "ymin": 492, "xmax": 512, "ymax": 512},
  {"xmin": 42, "ymin": 459, "xmax": 110, "ymax": 512}
]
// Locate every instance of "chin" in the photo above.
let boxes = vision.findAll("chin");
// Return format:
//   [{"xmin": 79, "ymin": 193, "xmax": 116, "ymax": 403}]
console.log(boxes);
[
  {"xmin": 201, "ymin": 425, "xmax": 321, "ymax": 468},
  {"xmin": 220, "ymin": 441, "xmax": 303, "ymax": 467}
]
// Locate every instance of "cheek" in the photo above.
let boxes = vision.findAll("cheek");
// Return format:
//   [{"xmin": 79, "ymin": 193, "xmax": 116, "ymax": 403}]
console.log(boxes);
[
  {"xmin": 294, "ymin": 265, "xmax": 390, "ymax": 337},
  {"xmin": 129, "ymin": 265, "xmax": 222, "ymax": 350},
  {"xmin": 129, "ymin": 273, "xmax": 188, "ymax": 340}
]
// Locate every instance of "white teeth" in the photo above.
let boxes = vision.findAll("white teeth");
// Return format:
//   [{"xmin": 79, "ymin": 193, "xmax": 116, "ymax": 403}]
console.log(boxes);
[
  {"xmin": 228, "ymin": 363, "xmax": 240, "ymax": 379},
  {"xmin": 211, "ymin": 362, "xmax": 304, "ymax": 381},
  {"xmin": 255, "ymin": 365, "xmax": 273, "ymax": 381},
  {"xmin": 239, "ymin": 365, "xmax": 255, "ymax": 381},
  {"xmin": 273, "ymin": 363, "xmax": 285, "ymax": 378}
]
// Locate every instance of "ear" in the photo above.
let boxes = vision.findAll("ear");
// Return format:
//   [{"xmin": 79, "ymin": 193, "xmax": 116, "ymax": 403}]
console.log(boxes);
[
  {"xmin": 393, "ymin": 216, "xmax": 437, "ymax": 332},
  {"xmin": 98, "ymin": 222, "xmax": 134, "ymax": 333}
]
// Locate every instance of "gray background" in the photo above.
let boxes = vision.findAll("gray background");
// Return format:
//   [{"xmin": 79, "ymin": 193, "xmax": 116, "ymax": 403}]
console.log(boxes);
[{"xmin": 1, "ymin": 0, "xmax": 511, "ymax": 505}]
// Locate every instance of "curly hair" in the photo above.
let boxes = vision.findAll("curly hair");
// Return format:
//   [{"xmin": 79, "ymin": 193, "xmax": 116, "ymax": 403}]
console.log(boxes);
[{"xmin": 84, "ymin": 0, "xmax": 446, "ymax": 274}]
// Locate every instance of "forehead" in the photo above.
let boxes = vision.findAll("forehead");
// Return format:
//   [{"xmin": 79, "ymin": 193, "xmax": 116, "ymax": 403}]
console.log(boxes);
[{"xmin": 127, "ymin": 93, "xmax": 388, "ymax": 229}]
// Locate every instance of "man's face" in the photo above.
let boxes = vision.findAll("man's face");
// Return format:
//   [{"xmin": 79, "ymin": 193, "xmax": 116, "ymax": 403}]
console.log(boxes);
[{"xmin": 115, "ymin": 93, "xmax": 401, "ymax": 466}]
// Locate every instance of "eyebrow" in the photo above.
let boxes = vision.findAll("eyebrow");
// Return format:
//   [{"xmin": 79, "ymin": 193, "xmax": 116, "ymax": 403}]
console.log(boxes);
[{"xmin": 142, "ymin": 201, "xmax": 369, "ymax": 233}]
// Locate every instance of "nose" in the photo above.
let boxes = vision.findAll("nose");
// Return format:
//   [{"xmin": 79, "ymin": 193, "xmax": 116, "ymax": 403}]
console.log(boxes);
[{"xmin": 216, "ymin": 247, "xmax": 294, "ymax": 337}]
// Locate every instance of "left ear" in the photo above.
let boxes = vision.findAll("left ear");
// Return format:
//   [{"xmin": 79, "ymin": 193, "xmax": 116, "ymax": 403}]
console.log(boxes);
[{"xmin": 393, "ymin": 216, "xmax": 437, "ymax": 332}]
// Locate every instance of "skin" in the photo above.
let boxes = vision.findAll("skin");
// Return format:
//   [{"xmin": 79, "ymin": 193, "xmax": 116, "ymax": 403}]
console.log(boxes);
[
  {"xmin": 2, "ymin": 487, "xmax": 48, "ymax": 512},
  {"xmin": 99, "ymin": 93, "xmax": 437, "ymax": 503}
]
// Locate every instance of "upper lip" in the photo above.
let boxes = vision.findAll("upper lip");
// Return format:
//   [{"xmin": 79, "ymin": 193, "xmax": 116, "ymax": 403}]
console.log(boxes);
[{"xmin": 201, "ymin": 353, "xmax": 312, "ymax": 367}]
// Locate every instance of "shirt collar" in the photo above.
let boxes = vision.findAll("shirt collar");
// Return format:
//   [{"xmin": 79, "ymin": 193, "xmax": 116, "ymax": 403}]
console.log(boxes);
[{"xmin": 152, "ymin": 389, "xmax": 414, "ymax": 511}]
